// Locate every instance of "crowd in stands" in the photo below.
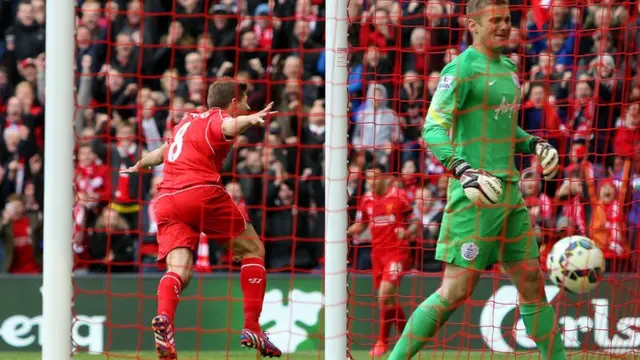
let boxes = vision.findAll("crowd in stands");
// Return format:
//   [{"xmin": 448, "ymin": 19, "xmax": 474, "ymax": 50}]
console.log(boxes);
[{"xmin": 0, "ymin": 0, "xmax": 638, "ymax": 274}]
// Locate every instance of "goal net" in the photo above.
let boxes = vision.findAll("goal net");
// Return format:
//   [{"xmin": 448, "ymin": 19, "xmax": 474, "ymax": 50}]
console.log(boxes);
[{"xmin": 3, "ymin": 0, "xmax": 640, "ymax": 359}]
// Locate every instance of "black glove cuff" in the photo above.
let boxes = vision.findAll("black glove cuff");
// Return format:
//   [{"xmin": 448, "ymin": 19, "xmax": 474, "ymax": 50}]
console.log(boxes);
[
  {"xmin": 529, "ymin": 136, "xmax": 544, "ymax": 154},
  {"xmin": 451, "ymin": 159, "xmax": 471, "ymax": 179}
]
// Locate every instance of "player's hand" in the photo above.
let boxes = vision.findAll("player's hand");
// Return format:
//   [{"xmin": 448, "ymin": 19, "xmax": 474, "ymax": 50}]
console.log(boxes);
[
  {"xmin": 452, "ymin": 160, "xmax": 503, "ymax": 205},
  {"xmin": 120, "ymin": 162, "xmax": 141, "ymax": 173},
  {"xmin": 247, "ymin": 102, "xmax": 278, "ymax": 125},
  {"xmin": 531, "ymin": 137, "xmax": 559, "ymax": 179},
  {"xmin": 394, "ymin": 227, "xmax": 407, "ymax": 240}
]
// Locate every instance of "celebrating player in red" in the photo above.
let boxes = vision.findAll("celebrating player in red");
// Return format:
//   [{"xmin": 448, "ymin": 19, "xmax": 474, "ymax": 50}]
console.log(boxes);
[
  {"xmin": 121, "ymin": 79, "xmax": 282, "ymax": 359},
  {"xmin": 347, "ymin": 164, "xmax": 418, "ymax": 357}
]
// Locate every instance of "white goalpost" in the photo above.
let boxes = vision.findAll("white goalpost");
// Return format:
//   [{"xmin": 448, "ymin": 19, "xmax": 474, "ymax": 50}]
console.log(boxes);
[
  {"xmin": 324, "ymin": 0, "xmax": 349, "ymax": 358},
  {"xmin": 42, "ymin": 0, "xmax": 75, "ymax": 359}
]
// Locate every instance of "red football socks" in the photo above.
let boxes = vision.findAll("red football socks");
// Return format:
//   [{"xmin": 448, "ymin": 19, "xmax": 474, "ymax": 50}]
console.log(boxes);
[
  {"xmin": 157, "ymin": 271, "xmax": 184, "ymax": 323},
  {"xmin": 379, "ymin": 305, "xmax": 407, "ymax": 343},
  {"xmin": 240, "ymin": 257, "xmax": 267, "ymax": 332}
]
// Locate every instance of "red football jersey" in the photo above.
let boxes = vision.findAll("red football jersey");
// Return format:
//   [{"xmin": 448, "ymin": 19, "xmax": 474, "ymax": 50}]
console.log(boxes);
[
  {"xmin": 356, "ymin": 187, "xmax": 413, "ymax": 256},
  {"xmin": 159, "ymin": 108, "xmax": 233, "ymax": 191}
]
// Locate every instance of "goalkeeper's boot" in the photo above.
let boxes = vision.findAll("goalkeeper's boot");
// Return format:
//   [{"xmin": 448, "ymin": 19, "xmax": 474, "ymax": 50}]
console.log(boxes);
[
  {"xmin": 368, "ymin": 340, "xmax": 389, "ymax": 357},
  {"xmin": 240, "ymin": 328, "xmax": 282, "ymax": 358},
  {"xmin": 151, "ymin": 315, "xmax": 178, "ymax": 360}
]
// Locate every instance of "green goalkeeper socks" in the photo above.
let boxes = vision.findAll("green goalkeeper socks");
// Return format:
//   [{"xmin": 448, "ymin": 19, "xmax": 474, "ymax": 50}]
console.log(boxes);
[
  {"xmin": 520, "ymin": 302, "xmax": 567, "ymax": 360},
  {"xmin": 387, "ymin": 293, "xmax": 456, "ymax": 360}
]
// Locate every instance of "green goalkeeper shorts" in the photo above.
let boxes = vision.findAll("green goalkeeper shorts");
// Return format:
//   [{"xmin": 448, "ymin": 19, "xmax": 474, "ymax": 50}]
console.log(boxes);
[{"xmin": 435, "ymin": 178, "xmax": 539, "ymax": 270}]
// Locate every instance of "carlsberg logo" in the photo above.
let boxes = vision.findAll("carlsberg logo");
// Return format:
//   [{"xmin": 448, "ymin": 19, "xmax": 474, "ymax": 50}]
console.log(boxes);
[{"xmin": 480, "ymin": 285, "xmax": 640, "ymax": 354}]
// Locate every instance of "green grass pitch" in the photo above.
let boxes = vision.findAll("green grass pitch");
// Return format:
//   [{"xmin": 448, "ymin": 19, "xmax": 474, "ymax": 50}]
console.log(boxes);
[{"xmin": 0, "ymin": 351, "xmax": 626, "ymax": 360}]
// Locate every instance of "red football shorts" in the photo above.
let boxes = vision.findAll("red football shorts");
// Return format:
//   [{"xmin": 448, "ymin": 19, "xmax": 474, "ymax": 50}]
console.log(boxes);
[
  {"xmin": 154, "ymin": 184, "xmax": 249, "ymax": 260},
  {"xmin": 372, "ymin": 253, "xmax": 411, "ymax": 289}
]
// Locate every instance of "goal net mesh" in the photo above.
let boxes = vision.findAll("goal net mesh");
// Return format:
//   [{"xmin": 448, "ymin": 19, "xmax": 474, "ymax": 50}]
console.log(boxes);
[{"xmin": 52, "ymin": 0, "xmax": 640, "ymax": 358}]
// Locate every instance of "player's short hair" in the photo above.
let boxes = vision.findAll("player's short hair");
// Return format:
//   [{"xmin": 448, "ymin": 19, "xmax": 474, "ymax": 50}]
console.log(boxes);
[
  {"xmin": 466, "ymin": 0, "xmax": 509, "ymax": 19},
  {"xmin": 207, "ymin": 77, "xmax": 248, "ymax": 109}
]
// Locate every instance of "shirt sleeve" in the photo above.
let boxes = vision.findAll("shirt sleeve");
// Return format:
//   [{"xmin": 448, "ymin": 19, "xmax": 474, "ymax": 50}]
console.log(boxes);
[
  {"xmin": 208, "ymin": 111, "xmax": 234, "ymax": 143},
  {"xmin": 422, "ymin": 62, "xmax": 470, "ymax": 170},
  {"xmin": 515, "ymin": 126, "xmax": 535, "ymax": 154}
]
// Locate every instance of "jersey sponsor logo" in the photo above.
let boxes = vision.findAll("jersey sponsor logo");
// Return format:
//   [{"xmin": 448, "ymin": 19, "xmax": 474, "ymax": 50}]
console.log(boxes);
[
  {"xmin": 495, "ymin": 95, "xmax": 518, "ymax": 120},
  {"xmin": 438, "ymin": 75, "xmax": 455, "ymax": 90},
  {"xmin": 512, "ymin": 73, "xmax": 521, "ymax": 88},
  {"xmin": 461, "ymin": 242, "xmax": 479, "ymax": 261},
  {"xmin": 386, "ymin": 203, "xmax": 394, "ymax": 214},
  {"xmin": 372, "ymin": 214, "xmax": 396, "ymax": 225}
]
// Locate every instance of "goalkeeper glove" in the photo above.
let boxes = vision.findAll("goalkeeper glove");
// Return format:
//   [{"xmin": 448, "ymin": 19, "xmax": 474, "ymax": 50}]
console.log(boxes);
[
  {"xmin": 452, "ymin": 159, "xmax": 503, "ymax": 205},
  {"xmin": 530, "ymin": 137, "xmax": 559, "ymax": 180}
]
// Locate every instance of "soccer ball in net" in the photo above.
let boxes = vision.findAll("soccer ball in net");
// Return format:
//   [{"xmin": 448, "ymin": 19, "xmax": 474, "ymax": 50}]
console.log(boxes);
[{"xmin": 546, "ymin": 235, "xmax": 605, "ymax": 294}]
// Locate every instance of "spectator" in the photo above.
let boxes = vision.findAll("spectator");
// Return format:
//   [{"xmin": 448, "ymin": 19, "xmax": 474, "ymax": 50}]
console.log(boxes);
[
  {"xmin": 587, "ymin": 178, "xmax": 627, "ymax": 259},
  {"xmin": 264, "ymin": 177, "xmax": 316, "ymax": 270},
  {"xmin": 139, "ymin": 175, "xmax": 162, "ymax": 272},
  {"xmin": 196, "ymin": 34, "xmax": 224, "ymax": 78},
  {"xmin": 6, "ymin": 0, "xmax": 45, "ymax": 62},
  {"xmin": 300, "ymin": 99, "xmax": 325, "ymax": 173},
  {"xmin": 0, "ymin": 194, "xmax": 42, "ymax": 273},
  {"xmin": 614, "ymin": 98, "xmax": 640, "ymax": 158},
  {"xmin": 555, "ymin": 167, "xmax": 587, "ymax": 236},
  {"xmin": 413, "ymin": 186, "xmax": 444, "ymax": 272},
  {"xmin": 352, "ymin": 83, "xmax": 402, "ymax": 164},
  {"xmin": 92, "ymin": 121, "xmax": 151, "ymax": 230},
  {"xmin": 398, "ymin": 71, "xmax": 425, "ymax": 144},
  {"xmin": 88, "ymin": 206, "xmax": 135, "ymax": 273},
  {"xmin": 521, "ymin": 169, "xmax": 554, "ymax": 243}
]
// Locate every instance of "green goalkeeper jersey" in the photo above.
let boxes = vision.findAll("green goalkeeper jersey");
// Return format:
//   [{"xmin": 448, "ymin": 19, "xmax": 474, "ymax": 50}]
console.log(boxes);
[{"xmin": 423, "ymin": 46, "xmax": 535, "ymax": 183}]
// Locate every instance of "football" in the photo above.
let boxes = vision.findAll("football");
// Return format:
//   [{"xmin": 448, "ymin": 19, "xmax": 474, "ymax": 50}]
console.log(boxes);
[{"xmin": 546, "ymin": 235, "xmax": 605, "ymax": 294}]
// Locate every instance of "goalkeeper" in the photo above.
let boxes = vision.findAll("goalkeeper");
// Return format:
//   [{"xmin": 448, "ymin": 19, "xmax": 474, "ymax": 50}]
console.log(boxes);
[{"xmin": 387, "ymin": 0, "xmax": 565, "ymax": 359}]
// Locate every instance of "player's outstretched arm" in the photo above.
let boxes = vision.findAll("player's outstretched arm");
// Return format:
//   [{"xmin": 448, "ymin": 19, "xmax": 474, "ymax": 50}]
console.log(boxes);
[
  {"xmin": 222, "ymin": 102, "xmax": 277, "ymax": 138},
  {"xmin": 120, "ymin": 143, "xmax": 168, "ymax": 173}
]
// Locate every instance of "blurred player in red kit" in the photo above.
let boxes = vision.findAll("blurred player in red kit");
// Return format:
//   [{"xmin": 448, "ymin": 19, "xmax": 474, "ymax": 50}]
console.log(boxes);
[
  {"xmin": 122, "ymin": 78, "xmax": 281, "ymax": 359},
  {"xmin": 347, "ymin": 164, "xmax": 418, "ymax": 357}
]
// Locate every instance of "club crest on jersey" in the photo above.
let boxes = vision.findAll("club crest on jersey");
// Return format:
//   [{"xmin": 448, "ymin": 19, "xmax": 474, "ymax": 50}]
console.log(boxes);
[
  {"xmin": 386, "ymin": 203, "xmax": 394, "ymax": 214},
  {"xmin": 438, "ymin": 75, "xmax": 454, "ymax": 90},
  {"xmin": 512, "ymin": 73, "xmax": 521, "ymax": 88}
]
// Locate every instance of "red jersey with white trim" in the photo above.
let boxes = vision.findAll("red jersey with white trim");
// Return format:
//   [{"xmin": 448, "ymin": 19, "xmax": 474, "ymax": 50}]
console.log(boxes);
[
  {"xmin": 356, "ymin": 187, "xmax": 413, "ymax": 256},
  {"xmin": 158, "ymin": 108, "xmax": 233, "ymax": 191}
]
